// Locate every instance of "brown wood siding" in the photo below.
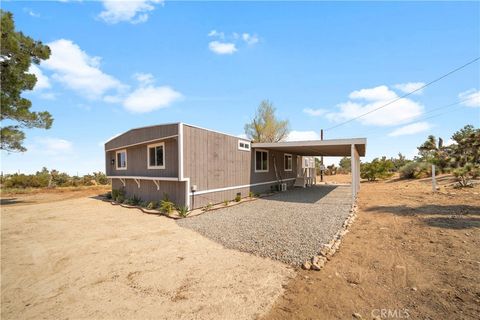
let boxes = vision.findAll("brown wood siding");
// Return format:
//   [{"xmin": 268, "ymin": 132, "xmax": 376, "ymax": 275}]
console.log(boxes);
[
  {"xmin": 111, "ymin": 179, "xmax": 185, "ymax": 206},
  {"xmin": 106, "ymin": 138, "xmax": 178, "ymax": 177},
  {"xmin": 183, "ymin": 125, "xmax": 252, "ymax": 191},
  {"xmin": 105, "ymin": 123, "xmax": 178, "ymax": 151},
  {"xmin": 250, "ymin": 149, "xmax": 298, "ymax": 184}
]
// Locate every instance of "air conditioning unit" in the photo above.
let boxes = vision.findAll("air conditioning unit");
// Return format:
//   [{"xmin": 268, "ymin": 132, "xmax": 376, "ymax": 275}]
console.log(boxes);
[{"xmin": 281, "ymin": 183, "xmax": 287, "ymax": 191}]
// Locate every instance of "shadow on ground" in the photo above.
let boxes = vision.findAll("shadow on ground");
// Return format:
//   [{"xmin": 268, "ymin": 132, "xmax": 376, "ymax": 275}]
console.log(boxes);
[
  {"xmin": 366, "ymin": 204, "xmax": 480, "ymax": 229},
  {"xmin": 263, "ymin": 185, "xmax": 341, "ymax": 204},
  {"xmin": 0, "ymin": 198, "xmax": 29, "ymax": 206}
]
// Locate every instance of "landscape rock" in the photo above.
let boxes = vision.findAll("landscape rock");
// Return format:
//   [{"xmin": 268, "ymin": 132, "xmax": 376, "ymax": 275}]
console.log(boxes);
[{"xmin": 302, "ymin": 261, "xmax": 312, "ymax": 270}]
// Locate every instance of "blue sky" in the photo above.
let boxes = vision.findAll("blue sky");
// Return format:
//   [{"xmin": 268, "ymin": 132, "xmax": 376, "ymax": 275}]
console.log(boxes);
[{"xmin": 1, "ymin": 1, "xmax": 479, "ymax": 175}]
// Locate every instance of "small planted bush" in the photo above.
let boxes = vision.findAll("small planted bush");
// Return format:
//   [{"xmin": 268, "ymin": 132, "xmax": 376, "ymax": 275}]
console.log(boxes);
[
  {"xmin": 139, "ymin": 201, "xmax": 149, "ymax": 208},
  {"xmin": 105, "ymin": 191, "xmax": 112, "ymax": 199},
  {"xmin": 178, "ymin": 206, "xmax": 189, "ymax": 218},
  {"xmin": 131, "ymin": 195, "xmax": 142, "ymax": 206},
  {"xmin": 112, "ymin": 189, "xmax": 125, "ymax": 202},
  {"xmin": 234, "ymin": 194, "xmax": 241, "ymax": 202},
  {"xmin": 224, "ymin": 200, "xmax": 229, "ymax": 206},
  {"xmin": 116, "ymin": 195, "xmax": 125, "ymax": 203},
  {"xmin": 248, "ymin": 191, "xmax": 254, "ymax": 198},
  {"xmin": 160, "ymin": 199, "xmax": 175, "ymax": 215},
  {"xmin": 146, "ymin": 201, "xmax": 157, "ymax": 210},
  {"xmin": 203, "ymin": 202, "xmax": 213, "ymax": 212}
]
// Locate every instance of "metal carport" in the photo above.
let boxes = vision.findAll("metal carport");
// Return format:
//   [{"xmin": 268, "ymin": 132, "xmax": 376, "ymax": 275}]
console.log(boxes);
[{"xmin": 251, "ymin": 138, "xmax": 367, "ymax": 201}]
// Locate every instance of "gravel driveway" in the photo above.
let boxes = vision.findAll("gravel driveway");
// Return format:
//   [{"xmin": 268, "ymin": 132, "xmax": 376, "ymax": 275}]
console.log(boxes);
[{"xmin": 177, "ymin": 185, "xmax": 353, "ymax": 266}]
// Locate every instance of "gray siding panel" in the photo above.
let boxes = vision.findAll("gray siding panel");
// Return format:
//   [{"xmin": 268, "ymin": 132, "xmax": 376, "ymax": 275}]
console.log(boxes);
[
  {"xmin": 106, "ymin": 138, "xmax": 178, "ymax": 177},
  {"xmin": 105, "ymin": 123, "xmax": 178, "ymax": 151}
]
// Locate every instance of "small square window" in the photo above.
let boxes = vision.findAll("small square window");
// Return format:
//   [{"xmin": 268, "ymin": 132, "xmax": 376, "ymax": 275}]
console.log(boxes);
[{"xmin": 238, "ymin": 140, "xmax": 251, "ymax": 151}]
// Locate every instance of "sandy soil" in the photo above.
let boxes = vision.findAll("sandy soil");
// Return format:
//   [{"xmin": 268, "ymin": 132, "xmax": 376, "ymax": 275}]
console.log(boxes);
[
  {"xmin": 1, "ymin": 196, "xmax": 294, "ymax": 319},
  {"xmin": 265, "ymin": 175, "xmax": 480, "ymax": 319}
]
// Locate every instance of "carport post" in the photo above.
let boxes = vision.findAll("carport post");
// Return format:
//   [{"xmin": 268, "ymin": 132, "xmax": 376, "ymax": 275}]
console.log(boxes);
[{"xmin": 351, "ymin": 144, "xmax": 360, "ymax": 201}]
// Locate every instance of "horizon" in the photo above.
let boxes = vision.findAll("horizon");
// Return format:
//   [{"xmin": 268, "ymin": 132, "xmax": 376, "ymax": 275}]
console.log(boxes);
[{"xmin": 1, "ymin": 1, "xmax": 479, "ymax": 175}]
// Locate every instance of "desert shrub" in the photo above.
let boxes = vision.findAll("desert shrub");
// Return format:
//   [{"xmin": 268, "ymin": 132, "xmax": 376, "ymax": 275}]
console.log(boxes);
[
  {"xmin": 453, "ymin": 163, "xmax": 480, "ymax": 188},
  {"xmin": 399, "ymin": 162, "xmax": 431, "ymax": 179},
  {"xmin": 139, "ymin": 201, "xmax": 149, "ymax": 208},
  {"xmin": 249, "ymin": 191, "xmax": 254, "ymax": 197},
  {"xmin": 224, "ymin": 200, "xmax": 229, "ymax": 206},
  {"xmin": 146, "ymin": 201, "xmax": 157, "ymax": 210},
  {"xmin": 159, "ymin": 199, "xmax": 175, "ymax": 215},
  {"xmin": 112, "ymin": 189, "xmax": 125, "ymax": 202},
  {"xmin": 203, "ymin": 202, "xmax": 213, "ymax": 212},
  {"xmin": 360, "ymin": 157, "xmax": 394, "ymax": 181},
  {"xmin": 178, "ymin": 206, "xmax": 189, "ymax": 218},
  {"xmin": 116, "ymin": 195, "xmax": 125, "ymax": 203},
  {"xmin": 234, "ymin": 194, "xmax": 241, "ymax": 202}
]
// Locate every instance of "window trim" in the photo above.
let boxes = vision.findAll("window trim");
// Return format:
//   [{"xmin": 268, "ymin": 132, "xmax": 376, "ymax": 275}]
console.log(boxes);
[
  {"xmin": 238, "ymin": 140, "xmax": 251, "ymax": 151},
  {"xmin": 254, "ymin": 149, "xmax": 269, "ymax": 173},
  {"xmin": 284, "ymin": 153, "xmax": 293, "ymax": 172},
  {"xmin": 147, "ymin": 142, "xmax": 166, "ymax": 170},
  {"xmin": 115, "ymin": 149, "xmax": 127, "ymax": 170}
]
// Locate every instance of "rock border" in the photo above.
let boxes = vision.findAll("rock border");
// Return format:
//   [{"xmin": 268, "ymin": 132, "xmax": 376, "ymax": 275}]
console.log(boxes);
[{"xmin": 302, "ymin": 202, "xmax": 358, "ymax": 271}]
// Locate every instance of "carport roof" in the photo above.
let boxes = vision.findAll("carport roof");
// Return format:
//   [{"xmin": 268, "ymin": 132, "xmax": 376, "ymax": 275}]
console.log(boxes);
[{"xmin": 251, "ymin": 138, "xmax": 366, "ymax": 157}]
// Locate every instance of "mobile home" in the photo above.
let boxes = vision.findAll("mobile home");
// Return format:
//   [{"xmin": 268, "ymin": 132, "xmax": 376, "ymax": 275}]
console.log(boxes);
[{"xmin": 105, "ymin": 123, "xmax": 366, "ymax": 209}]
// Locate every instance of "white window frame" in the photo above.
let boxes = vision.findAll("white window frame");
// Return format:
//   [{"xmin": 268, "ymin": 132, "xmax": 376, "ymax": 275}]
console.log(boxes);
[
  {"xmin": 115, "ymin": 149, "xmax": 127, "ymax": 170},
  {"xmin": 238, "ymin": 140, "xmax": 251, "ymax": 151},
  {"xmin": 254, "ymin": 149, "xmax": 269, "ymax": 173},
  {"xmin": 147, "ymin": 142, "xmax": 166, "ymax": 170},
  {"xmin": 284, "ymin": 153, "xmax": 293, "ymax": 172}
]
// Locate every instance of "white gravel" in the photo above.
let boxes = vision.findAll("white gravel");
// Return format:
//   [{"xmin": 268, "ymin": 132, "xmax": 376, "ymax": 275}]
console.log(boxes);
[{"xmin": 177, "ymin": 185, "xmax": 353, "ymax": 266}]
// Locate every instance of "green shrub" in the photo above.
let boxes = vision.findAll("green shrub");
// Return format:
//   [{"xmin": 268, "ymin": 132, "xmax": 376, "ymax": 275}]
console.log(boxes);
[
  {"xmin": 453, "ymin": 163, "xmax": 480, "ymax": 188},
  {"xmin": 131, "ymin": 195, "xmax": 142, "ymax": 206},
  {"xmin": 139, "ymin": 201, "xmax": 149, "ymax": 208},
  {"xmin": 399, "ymin": 162, "xmax": 431, "ymax": 179},
  {"xmin": 112, "ymin": 189, "xmax": 125, "ymax": 201},
  {"xmin": 116, "ymin": 195, "xmax": 125, "ymax": 203},
  {"xmin": 249, "ymin": 191, "xmax": 254, "ymax": 198},
  {"xmin": 146, "ymin": 201, "xmax": 157, "ymax": 210},
  {"xmin": 178, "ymin": 206, "xmax": 189, "ymax": 218},
  {"xmin": 105, "ymin": 191, "xmax": 112, "ymax": 199},
  {"xmin": 224, "ymin": 200, "xmax": 229, "ymax": 206},
  {"xmin": 159, "ymin": 200, "xmax": 175, "ymax": 215},
  {"xmin": 234, "ymin": 194, "xmax": 241, "ymax": 202},
  {"xmin": 203, "ymin": 202, "xmax": 213, "ymax": 212},
  {"xmin": 360, "ymin": 157, "xmax": 394, "ymax": 181}
]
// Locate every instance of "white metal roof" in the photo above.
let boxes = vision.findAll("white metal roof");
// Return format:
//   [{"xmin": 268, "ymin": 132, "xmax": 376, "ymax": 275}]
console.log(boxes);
[{"xmin": 252, "ymin": 138, "xmax": 367, "ymax": 156}]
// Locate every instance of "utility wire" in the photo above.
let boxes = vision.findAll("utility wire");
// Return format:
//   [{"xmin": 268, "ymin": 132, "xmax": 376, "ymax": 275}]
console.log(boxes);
[{"xmin": 325, "ymin": 57, "xmax": 480, "ymax": 131}]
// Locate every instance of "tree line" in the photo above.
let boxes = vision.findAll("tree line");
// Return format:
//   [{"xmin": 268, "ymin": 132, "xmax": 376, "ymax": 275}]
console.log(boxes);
[{"xmin": 0, "ymin": 167, "xmax": 109, "ymax": 189}]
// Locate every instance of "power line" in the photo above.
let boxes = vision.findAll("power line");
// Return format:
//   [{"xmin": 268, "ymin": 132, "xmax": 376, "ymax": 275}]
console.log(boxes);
[{"xmin": 325, "ymin": 57, "xmax": 480, "ymax": 131}]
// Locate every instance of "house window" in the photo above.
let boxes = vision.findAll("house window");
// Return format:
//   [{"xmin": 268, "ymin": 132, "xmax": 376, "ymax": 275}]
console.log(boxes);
[
  {"xmin": 284, "ymin": 154, "xmax": 293, "ymax": 171},
  {"xmin": 255, "ymin": 150, "xmax": 269, "ymax": 172},
  {"xmin": 116, "ymin": 150, "xmax": 127, "ymax": 170},
  {"xmin": 147, "ymin": 142, "xmax": 165, "ymax": 169},
  {"xmin": 238, "ymin": 140, "xmax": 251, "ymax": 151}
]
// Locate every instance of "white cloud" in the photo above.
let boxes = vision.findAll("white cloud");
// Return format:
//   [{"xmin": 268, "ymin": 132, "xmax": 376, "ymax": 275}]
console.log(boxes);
[
  {"xmin": 287, "ymin": 130, "xmax": 320, "ymax": 141},
  {"xmin": 27, "ymin": 10, "xmax": 40, "ymax": 18},
  {"xmin": 303, "ymin": 108, "xmax": 327, "ymax": 116},
  {"xmin": 28, "ymin": 64, "xmax": 51, "ymax": 90},
  {"xmin": 133, "ymin": 72, "xmax": 154, "ymax": 86},
  {"xmin": 208, "ymin": 41, "xmax": 237, "ymax": 55},
  {"xmin": 237, "ymin": 133, "xmax": 248, "ymax": 139},
  {"xmin": 37, "ymin": 137, "xmax": 73, "ymax": 155},
  {"xmin": 394, "ymin": 82, "xmax": 425, "ymax": 95},
  {"xmin": 98, "ymin": 0, "xmax": 163, "ymax": 24},
  {"xmin": 326, "ymin": 85, "xmax": 424, "ymax": 126},
  {"xmin": 242, "ymin": 33, "xmax": 259, "ymax": 45},
  {"xmin": 208, "ymin": 30, "xmax": 225, "ymax": 39},
  {"xmin": 444, "ymin": 138, "xmax": 456, "ymax": 146},
  {"xmin": 42, "ymin": 39, "xmax": 126, "ymax": 99},
  {"xmin": 388, "ymin": 122, "xmax": 432, "ymax": 137},
  {"xmin": 459, "ymin": 89, "xmax": 480, "ymax": 108},
  {"xmin": 123, "ymin": 85, "xmax": 182, "ymax": 113}
]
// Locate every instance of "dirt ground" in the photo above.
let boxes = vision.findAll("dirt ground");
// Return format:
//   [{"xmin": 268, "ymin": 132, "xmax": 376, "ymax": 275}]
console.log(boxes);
[
  {"xmin": 265, "ymin": 175, "xmax": 480, "ymax": 320},
  {"xmin": 2, "ymin": 176, "xmax": 479, "ymax": 319},
  {"xmin": 1, "ymin": 192, "xmax": 294, "ymax": 320}
]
